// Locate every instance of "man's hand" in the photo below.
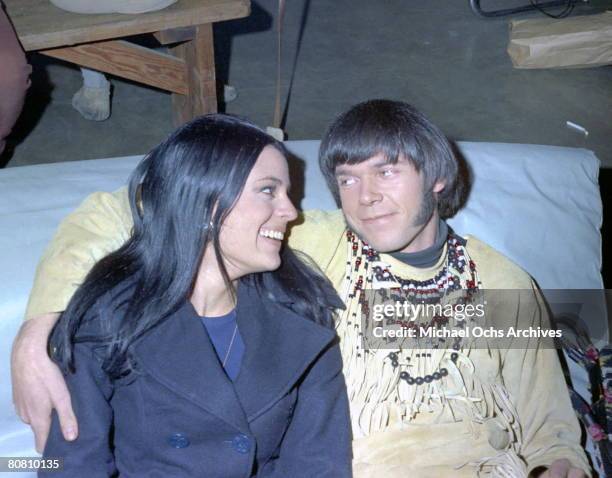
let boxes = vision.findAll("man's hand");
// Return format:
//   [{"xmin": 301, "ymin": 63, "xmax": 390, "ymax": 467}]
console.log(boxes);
[
  {"xmin": 537, "ymin": 459, "xmax": 587, "ymax": 478},
  {"xmin": 11, "ymin": 313, "xmax": 78, "ymax": 452}
]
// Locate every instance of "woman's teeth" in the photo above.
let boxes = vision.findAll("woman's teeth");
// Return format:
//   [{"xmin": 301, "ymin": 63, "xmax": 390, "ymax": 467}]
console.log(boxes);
[{"xmin": 259, "ymin": 229, "xmax": 284, "ymax": 240}]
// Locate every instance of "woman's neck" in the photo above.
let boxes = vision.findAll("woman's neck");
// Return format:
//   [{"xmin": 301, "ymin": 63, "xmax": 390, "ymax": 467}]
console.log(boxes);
[{"xmin": 190, "ymin": 255, "xmax": 236, "ymax": 317}]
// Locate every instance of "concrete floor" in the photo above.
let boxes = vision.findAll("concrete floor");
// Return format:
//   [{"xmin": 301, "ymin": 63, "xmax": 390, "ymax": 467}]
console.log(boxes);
[{"xmin": 3, "ymin": 0, "xmax": 612, "ymax": 169}]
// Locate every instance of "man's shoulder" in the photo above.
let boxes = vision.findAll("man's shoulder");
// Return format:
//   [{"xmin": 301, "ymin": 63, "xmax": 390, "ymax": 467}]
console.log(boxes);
[
  {"xmin": 301, "ymin": 208, "xmax": 345, "ymax": 228},
  {"xmin": 286, "ymin": 209, "xmax": 347, "ymax": 275},
  {"xmin": 464, "ymin": 235, "xmax": 534, "ymax": 289},
  {"xmin": 288, "ymin": 209, "xmax": 346, "ymax": 254}
]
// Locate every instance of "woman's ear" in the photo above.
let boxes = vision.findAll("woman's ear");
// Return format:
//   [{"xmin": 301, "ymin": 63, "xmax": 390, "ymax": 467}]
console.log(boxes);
[{"xmin": 136, "ymin": 184, "xmax": 144, "ymax": 216}]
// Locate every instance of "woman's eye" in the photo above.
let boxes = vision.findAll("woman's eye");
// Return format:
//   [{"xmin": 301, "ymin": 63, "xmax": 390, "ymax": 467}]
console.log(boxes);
[{"xmin": 261, "ymin": 186, "xmax": 276, "ymax": 195}]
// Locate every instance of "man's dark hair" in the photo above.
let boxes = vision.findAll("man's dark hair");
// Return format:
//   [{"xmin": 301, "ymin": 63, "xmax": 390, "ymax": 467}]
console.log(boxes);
[{"xmin": 319, "ymin": 99, "xmax": 463, "ymax": 218}]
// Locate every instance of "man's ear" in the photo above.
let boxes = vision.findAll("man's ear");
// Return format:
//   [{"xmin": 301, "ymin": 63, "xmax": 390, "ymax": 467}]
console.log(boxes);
[{"xmin": 433, "ymin": 180, "xmax": 446, "ymax": 194}]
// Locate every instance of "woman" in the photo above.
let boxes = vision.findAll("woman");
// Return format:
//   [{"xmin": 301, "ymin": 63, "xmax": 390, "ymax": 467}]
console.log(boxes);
[{"xmin": 43, "ymin": 115, "xmax": 352, "ymax": 477}]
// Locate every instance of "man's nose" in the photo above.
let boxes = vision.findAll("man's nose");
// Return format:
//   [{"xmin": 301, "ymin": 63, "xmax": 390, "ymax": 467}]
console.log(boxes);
[{"xmin": 359, "ymin": 177, "xmax": 382, "ymax": 205}]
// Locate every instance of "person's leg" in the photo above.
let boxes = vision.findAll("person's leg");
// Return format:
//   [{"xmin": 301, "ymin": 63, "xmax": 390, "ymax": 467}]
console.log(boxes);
[
  {"xmin": 0, "ymin": 7, "xmax": 31, "ymax": 155},
  {"xmin": 72, "ymin": 68, "xmax": 111, "ymax": 121}
]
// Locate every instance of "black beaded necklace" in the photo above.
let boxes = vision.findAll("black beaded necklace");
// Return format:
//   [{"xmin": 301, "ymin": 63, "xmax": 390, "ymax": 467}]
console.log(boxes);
[{"xmin": 346, "ymin": 228, "xmax": 482, "ymax": 386}]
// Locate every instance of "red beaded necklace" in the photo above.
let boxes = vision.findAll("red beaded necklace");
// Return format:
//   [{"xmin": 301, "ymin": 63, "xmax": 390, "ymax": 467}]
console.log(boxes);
[{"xmin": 344, "ymin": 228, "xmax": 482, "ymax": 385}]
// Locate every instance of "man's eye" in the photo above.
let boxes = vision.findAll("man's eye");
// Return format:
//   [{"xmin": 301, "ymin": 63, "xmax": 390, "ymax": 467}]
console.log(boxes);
[
  {"xmin": 338, "ymin": 177, "xmax": 355, "ymax": 187},
  {"xmin": 380, "ymin": 169, "xmax": 395, "ymax": 177}
]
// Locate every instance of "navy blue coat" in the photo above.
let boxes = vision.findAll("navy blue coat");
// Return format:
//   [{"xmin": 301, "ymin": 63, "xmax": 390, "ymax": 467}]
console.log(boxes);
[{"xmin": 43, "ymin": 281, "xmax": 352, "ymax": 477}]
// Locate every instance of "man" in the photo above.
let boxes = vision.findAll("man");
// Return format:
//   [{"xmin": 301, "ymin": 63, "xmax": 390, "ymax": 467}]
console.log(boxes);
[{"xmin": 12, "ymin": 100, "xmax": 589, "ymax": 477}]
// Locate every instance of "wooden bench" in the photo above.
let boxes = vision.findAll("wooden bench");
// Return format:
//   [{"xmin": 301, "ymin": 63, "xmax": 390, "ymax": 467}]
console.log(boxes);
[{"xmin": 5, "ymin": 0, "xmax": 250, "ymax": 124}]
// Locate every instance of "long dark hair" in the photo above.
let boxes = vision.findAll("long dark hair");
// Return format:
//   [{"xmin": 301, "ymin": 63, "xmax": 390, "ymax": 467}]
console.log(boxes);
[{"xmin": 50, "ymin": 114, "xmax": 337, "ymax": 379}]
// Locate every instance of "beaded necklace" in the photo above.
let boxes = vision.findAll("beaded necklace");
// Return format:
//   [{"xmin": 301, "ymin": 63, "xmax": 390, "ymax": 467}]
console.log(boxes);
[{"xmin": 343, "ymin": 228, "xmax": 482, "ymax": 386}]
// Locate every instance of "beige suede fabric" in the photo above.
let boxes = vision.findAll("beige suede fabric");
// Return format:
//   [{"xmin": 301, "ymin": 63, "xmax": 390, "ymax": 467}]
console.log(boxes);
[
  {"xmin": 49, "ymin": 0, "xmax": 177, "ymax": 14},
  {"xmin": 25, "ymin": 189, "xmax": 591, "ymax": 477},
  {"xmin": 291, "ymin": 210, "xmax": 590, "ymax": 477}
]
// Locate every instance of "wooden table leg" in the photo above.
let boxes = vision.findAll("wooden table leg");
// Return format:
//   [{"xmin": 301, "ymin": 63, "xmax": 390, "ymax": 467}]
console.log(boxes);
[{"xmin": 170, "ymin": 23, "xmax": 217, "ymax": 126}]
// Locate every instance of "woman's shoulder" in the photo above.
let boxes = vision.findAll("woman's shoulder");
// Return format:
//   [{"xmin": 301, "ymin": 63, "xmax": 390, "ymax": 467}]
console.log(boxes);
[{"xmin": 74, "ymin": 276, "xmax": 138, "ymax": 340}]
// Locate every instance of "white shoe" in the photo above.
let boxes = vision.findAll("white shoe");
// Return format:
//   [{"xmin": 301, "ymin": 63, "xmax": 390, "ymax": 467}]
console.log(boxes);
[{"xmin": 72, "ymin": 84, "xmax": 111, "ymax": 121}]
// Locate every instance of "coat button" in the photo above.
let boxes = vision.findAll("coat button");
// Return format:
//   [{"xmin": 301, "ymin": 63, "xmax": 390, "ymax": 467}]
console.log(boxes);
[
  {"xmin": 230, "ymin": 434, "xmax": 251, "ymax": 454},
  {"xmin": 168, "ymin": 433, "xmax": 190, "ymax": 449}
]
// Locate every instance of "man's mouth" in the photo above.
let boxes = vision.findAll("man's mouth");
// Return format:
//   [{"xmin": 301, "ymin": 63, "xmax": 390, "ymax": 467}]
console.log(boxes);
[
  {"xmin": 361, "ymin": 213, "xmax": 395, "ymax": 223},
  {"xmin": 259, "ymin": 228, "xmax": 285, "ymax": 240}
]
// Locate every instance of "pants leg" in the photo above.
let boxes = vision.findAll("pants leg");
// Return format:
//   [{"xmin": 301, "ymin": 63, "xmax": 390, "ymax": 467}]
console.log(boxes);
[{"xmin": 0, "ymin": 6, "xmax": 31, "ymax": 155}]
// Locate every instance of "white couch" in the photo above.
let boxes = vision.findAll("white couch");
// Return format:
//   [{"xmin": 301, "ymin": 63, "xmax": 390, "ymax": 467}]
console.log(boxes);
[{"xmin": 0, "ymin": 140, "xmax": 605, "ymax": 475}]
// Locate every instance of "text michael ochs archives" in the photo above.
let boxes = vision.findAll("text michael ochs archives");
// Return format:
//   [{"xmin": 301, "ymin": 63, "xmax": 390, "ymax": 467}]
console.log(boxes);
[{"xmin": 358, "ymin": 289, "xmax": 579, "ymax": 350}]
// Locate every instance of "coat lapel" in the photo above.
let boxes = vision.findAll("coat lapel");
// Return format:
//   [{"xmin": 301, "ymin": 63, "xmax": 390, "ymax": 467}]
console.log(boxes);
[
  {"xmin": 233, "ymin": 282, "xmax": 337, "ymax": 421},
  {"xmin": 134, "ymin": 302, "xmax": 249, "ymax": 433},
  {"xmin": 132, "ymin": 280, "xmax": 340, "ymax": 430}
]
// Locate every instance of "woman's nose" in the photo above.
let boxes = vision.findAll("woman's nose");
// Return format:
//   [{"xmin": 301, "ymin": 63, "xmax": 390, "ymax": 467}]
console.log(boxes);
[{"xmin": 278, "ymin": 196, "xmax": 298, "ymax": 222}]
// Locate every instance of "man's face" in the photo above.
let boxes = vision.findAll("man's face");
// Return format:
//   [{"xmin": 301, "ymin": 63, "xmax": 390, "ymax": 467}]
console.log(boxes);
[{"xmin": 335, "ymin": 154, "xmax": 444, "ymax": 253}]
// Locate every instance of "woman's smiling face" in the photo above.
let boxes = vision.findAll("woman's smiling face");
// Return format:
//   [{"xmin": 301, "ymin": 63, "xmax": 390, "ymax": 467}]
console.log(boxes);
[{"xmin": 216, "ymin": 145, "xmax": 298, "ymax": 279}]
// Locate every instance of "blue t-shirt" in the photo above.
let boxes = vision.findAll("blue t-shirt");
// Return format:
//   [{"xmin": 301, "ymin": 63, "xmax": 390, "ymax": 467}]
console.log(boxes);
[{"xmin": 198, "ymin": 308, "xmax": 244, "ymax": 381}]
